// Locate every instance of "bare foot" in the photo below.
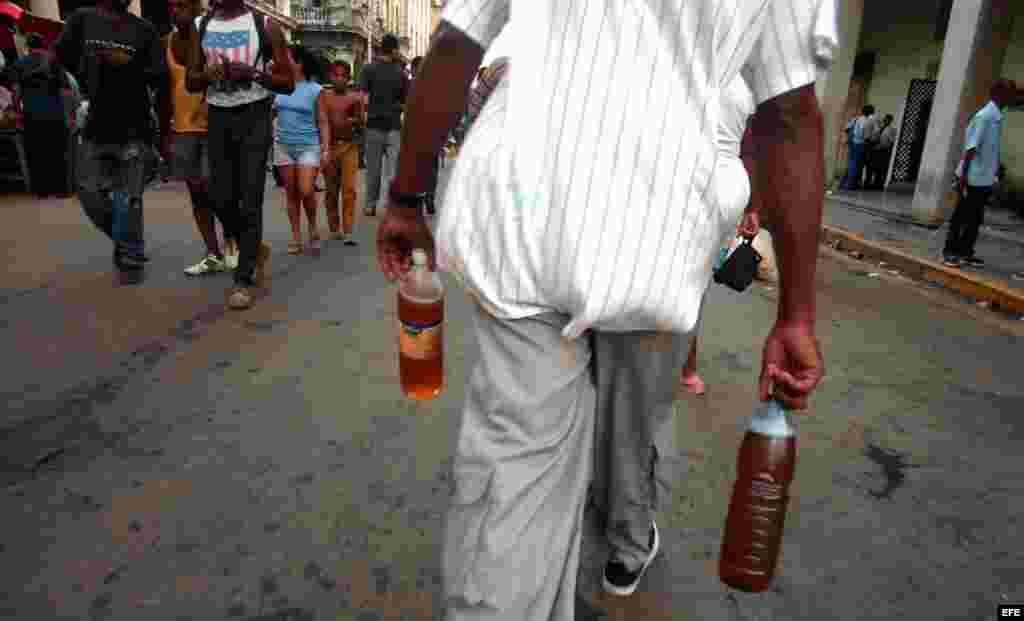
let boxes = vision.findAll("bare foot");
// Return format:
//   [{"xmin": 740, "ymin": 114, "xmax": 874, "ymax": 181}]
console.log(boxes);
[{"xmin": 680, "ymin": 373, "xmax": 706, "ymax": 395}]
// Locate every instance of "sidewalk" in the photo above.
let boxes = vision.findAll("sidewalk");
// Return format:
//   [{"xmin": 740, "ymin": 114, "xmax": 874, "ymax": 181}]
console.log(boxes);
[{"xmin": 823, "ymin": 189, "xmax": 1024, "ymax": 312}]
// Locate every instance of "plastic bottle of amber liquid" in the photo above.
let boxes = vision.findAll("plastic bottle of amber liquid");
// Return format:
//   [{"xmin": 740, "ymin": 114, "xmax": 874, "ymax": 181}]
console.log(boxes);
[
  {"xmin": 719, "ymin": 399, "xmax": 797, "ymax": 592},
  {"xmin": 397, "ymin": 249, "xmax": 445, "ymax": 400}
]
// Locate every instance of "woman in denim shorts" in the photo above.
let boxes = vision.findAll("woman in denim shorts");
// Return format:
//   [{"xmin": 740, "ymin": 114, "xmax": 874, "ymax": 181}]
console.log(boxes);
[{"xmin": 273, "ymin": 45, "xmax": 330, "ymax": 255}]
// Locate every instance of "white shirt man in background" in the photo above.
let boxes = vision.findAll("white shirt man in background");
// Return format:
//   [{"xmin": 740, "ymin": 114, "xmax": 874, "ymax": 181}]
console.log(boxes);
[{"xmin": 377, "ymin": 1, "xmax": 836, "ymax": 618}]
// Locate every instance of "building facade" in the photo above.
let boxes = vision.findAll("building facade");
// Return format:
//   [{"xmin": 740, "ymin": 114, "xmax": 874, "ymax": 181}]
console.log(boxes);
[
  {"xmin": 289, "ymin": 0, "xmax": 433, "ymax": 78},
  {"xmin": 14, "ymin": 0, "xmax": 297, "ymax": 40},
  {"xmin": 822, "ymin": 0, "xmax": 1023, "ymax": 224}
]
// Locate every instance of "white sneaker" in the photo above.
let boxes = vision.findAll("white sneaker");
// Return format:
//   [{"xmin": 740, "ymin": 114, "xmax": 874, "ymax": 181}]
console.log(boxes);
[
  {"xmin": 184, "ymin": 254, "xmax": 227, "ymax": 276},
  {"xmin": 224, "ymin": 251, "xmax": 239, "ymax": 270}
]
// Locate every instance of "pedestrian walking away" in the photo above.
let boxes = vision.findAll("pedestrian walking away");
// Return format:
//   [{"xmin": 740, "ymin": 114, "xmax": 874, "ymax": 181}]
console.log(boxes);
[
  {"xmin": 358, "ymin": 32, "xmax": 407, "ymax": 217},
  {"xmin": 321, "ymin": 59, "xmax": 363, "ymax": 245},
  {"xmin": 185, "ymin": 0, "xmax": 294, "ymax": 309},
  {"xmin": 943, "ymin": 79, "xmax": 1017, "ymax": 269},
  {"xmin": 9, "ymin": 32, "xmax": 74, "ymax": 197},
  {"xmin": 376, "ymin": 1, "xmax": 835, "ymax": 618},
  {"xmin": 160, "ymin": 0, "xmax": 238, "ymax": 276},
  {"xmin": 273, "ymin": 44, "xmax": 330, "ymax": 256},
  {"xmin": 55, "ymin": 0, "xmax": 166, "ymax": 272}
]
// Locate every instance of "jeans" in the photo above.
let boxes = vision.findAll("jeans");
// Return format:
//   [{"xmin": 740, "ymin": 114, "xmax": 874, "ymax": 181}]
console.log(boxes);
[
  {"xmin": 77, "ymin": 140, "xmax": 153, "ymax": 260},
  {"xmin": 206, "ymin": 98, "xmax": 273, "ymax": 286},
  {"xmin": 843, "ymin": 142, "xmax": 867, "ymax": 190},
  {"xmin": 364, "ymin": 128, "xmax": 400, "ymax": 212},
  {"xmin": 944, "ymin": 185, "xmax": 993, "ymax": 258}
]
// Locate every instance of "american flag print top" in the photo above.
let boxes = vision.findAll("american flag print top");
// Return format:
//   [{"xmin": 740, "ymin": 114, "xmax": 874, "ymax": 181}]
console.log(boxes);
[
  {"xmin": 205, "ymin": 29, "xmax": 252, "ymax": 65},
  {"xmin": 196, "ymin": 11, "xmax": 270, "ymax": 108}
]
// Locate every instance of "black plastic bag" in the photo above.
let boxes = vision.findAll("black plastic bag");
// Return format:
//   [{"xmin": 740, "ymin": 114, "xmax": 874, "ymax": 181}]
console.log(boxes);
[{"xmin": 713, "ymin": 236, "xmax": 762, "ymax": 293}]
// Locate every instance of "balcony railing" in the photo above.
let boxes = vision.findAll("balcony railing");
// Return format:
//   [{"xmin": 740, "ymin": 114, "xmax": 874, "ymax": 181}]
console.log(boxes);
[{"xmin": 293, "ymin": 4, "xmax": 364, "ymax": 30}]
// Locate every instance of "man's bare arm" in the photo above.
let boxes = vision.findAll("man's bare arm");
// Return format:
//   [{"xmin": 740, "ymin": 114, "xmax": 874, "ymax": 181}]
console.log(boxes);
[
  {"xmin": 390, "ymin": 23, "xmax": 485, "ymax": 195},
  {"xmin": 316, "ymin": 92, "xmax": 331, "ymax": 150},
  {"xmin": 751, "ymin": 84, "xmax": 823, "ymax": 325},
  {"xmin": 257, "ymin": 21, "xmax": 294, "ymax": 94}
]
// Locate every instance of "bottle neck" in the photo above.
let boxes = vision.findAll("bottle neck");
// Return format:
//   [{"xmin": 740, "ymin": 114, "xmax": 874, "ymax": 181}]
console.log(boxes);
[{"xmin": 749, "ymin": 400, "xmax": 794, "ymax": 438}]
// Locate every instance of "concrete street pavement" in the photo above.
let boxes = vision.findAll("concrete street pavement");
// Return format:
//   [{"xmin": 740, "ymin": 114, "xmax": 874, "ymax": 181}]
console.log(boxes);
[{"xmin": 1, "ymin": 180, "xmax": 1022, "ymax": 620}]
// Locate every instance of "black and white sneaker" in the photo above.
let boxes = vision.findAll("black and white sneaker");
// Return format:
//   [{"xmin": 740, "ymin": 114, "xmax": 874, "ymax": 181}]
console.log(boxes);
[
  {"xmin": 942, "ymin": 255, "xmax": 962, "ymax": 268},
  {"xmin": 962, "ymin": 255, "xmax": 985, "ymax": 268},
  {"xmin": 603, "ymin": 521, "xmax": 660, "ymax": 596}
]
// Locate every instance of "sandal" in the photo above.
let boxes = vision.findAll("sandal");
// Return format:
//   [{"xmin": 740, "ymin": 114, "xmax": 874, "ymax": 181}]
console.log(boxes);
[{"xmin": 287, "ymin": 241, "xmax": 303, "ymax": 255}]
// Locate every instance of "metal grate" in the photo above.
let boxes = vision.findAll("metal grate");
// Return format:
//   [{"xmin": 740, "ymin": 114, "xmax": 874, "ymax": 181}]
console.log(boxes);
[{"xmin": 890, "ymin": 79, "xmax": 937, "ymax": 184}]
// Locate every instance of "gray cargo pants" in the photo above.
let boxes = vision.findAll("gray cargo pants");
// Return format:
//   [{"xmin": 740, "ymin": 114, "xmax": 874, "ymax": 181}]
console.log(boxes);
[
  {"xmin": 363, "ymin": 128, "xmax": 400, "ymax": 213},
  {"xmin": 444, "ymin": 303, "xmax": 688, "ymax": 620}
]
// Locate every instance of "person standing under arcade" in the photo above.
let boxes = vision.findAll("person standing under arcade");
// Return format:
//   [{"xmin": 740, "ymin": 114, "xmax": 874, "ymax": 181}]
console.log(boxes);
[{"xmin": 185, "ymin": 0, "xmax": 294, "ymax": 309}]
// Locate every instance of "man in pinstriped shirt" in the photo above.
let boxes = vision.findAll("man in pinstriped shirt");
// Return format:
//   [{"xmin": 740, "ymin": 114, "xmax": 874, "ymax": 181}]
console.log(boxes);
[{"xmin": 377, "ymin": 1, "xmax": 837, "ymax": 618}]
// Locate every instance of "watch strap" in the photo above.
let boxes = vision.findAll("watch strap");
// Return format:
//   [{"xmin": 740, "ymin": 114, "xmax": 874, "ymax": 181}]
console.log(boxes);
[{"xmin": 388, "ymin": 184, "xmax": 426, "ymax": 209}]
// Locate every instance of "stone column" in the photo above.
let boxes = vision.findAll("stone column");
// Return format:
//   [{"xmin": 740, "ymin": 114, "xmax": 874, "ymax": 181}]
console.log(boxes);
[
  {"xmin": 911, "ymin": 0, "xmax": 1014, "ymax": 226},
  {"xmin": 818, "ymin": 0, "xmax": 865, "ymax": 185},
  {"xmin": 28, "ymin": 0, "xmax": 61, "ymax": 22}
]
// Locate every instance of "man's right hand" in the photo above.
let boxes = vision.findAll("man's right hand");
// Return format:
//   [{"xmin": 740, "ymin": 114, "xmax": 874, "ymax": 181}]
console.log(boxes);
[
  {"xmin": 758, "ymin": 319, "xmax": 824, "ymax": 411},
  {"xmin": 376, "ymin": 206, "xmax": 435, "ymax": 282}
]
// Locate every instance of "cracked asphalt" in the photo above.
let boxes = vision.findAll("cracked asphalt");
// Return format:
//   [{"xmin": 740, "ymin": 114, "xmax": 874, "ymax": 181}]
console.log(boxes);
[{"xmin": 0, "ymin": 176, "xmax": 1022, "ymax": 620}]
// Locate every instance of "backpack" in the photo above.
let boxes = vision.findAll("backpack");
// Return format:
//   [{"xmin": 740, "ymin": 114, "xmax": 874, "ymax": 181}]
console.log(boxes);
[{"xmin": 197, "ymin": 9, "xmax": 272, "ymax": 69}]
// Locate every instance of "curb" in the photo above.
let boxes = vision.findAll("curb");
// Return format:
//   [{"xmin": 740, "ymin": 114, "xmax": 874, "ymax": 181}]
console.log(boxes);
[
  {"xmin": 826, "ymin": 192, "xmax": 1024, "ymax": 248},
  {"xmin": 821, "ymin": 224, "xmax": 1024, "ymax": 316}
]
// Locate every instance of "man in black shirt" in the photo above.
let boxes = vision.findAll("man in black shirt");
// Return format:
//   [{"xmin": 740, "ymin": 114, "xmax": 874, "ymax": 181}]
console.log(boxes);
[
  {"xmin": 55, "ymin": 0, "xmax": 166, "ymax": 271},
  {"xmin": 358, "ymin": 33, "xmax": 407, "ymax": 216}
]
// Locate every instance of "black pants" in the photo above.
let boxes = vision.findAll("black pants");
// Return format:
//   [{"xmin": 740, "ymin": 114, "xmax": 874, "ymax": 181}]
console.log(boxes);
[
  {"xmin": 206, "ymin": 98, "xmax": 273, "ymax": 287},
  {"xmin": 865, "ymin": 148, "xmax": 891, "ymax": 190},
  {"xmin": 944, "ymin": 185, "xmax": 992, "ymax": 258},
  {"xmin": 24, "ymin": 116, "xmax": 71, "ymax": 196}
]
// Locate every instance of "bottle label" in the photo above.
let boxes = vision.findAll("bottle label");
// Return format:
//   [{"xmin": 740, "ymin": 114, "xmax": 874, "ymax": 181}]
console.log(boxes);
[{"xmin": 399, "ymin": 318, "xmax": 443, "ymax": 360}]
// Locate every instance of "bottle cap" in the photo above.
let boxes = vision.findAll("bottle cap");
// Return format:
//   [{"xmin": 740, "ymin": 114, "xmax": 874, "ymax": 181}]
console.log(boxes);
[{"xmin": 411, "ymin": 249, "xmax": 428, "ymax": 266}]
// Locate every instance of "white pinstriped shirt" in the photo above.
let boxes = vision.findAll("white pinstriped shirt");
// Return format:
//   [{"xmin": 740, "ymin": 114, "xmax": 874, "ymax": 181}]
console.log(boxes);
[{"xmin": 436, "ymin": 0, "xmax": 838, "ymax": 339}]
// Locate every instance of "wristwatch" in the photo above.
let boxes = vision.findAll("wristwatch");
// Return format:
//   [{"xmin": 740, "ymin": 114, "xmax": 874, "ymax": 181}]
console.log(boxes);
[{"xmin": 388, "ymin": 184, "xmax": 426, "ymax": 209}]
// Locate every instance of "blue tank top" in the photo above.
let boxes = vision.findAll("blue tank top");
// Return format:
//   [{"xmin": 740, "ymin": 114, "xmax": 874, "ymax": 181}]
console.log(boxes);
[{"xmin": 275, "ymin": 80, "xmax": 322, "ymax": 146}]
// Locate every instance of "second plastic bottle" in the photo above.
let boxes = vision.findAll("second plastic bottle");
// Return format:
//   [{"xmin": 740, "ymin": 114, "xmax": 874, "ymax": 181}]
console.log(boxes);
[
  {"xmin": 719, "ymin": 399, "xmax": 797, "ymax": 592},
  {"xmin": 397, "ymin": 249, "xmax": 445, "ymax": 400}
]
